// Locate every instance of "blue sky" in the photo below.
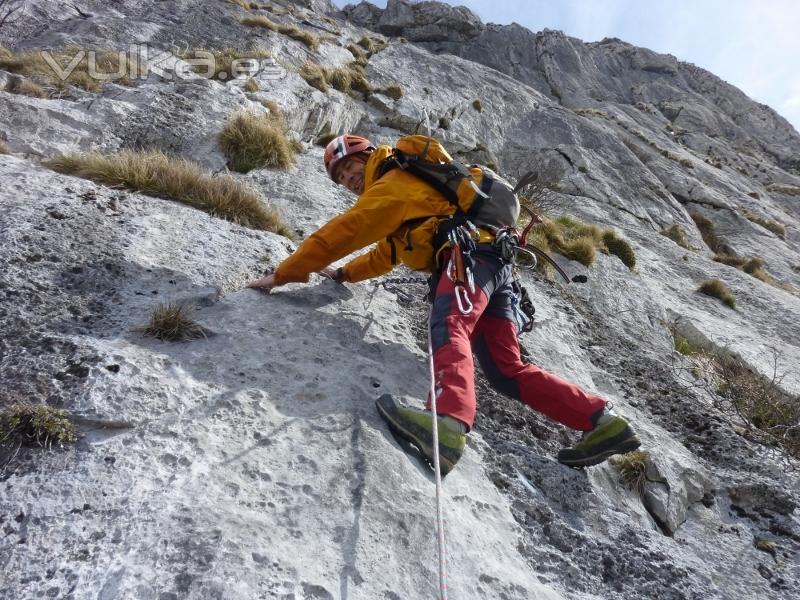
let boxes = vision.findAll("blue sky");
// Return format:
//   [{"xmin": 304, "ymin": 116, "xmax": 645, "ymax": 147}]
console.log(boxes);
[{"xmin": 334, "ymin": 1, "xmax": 800, "ymax": 133}]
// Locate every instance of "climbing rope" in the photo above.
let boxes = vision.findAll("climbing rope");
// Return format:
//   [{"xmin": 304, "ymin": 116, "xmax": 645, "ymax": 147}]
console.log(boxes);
[{"xmin": 427, "ymin": 307, "xmax": 449, "ymax": 600}]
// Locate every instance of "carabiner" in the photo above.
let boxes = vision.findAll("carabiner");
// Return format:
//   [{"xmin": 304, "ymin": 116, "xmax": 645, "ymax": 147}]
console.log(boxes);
[{"xmin": 454, "ymin": 285, "xmax": 473, "ymax": 315}]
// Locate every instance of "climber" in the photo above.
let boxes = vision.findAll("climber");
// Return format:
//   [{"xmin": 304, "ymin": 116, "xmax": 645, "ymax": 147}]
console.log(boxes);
[{"xmin": 246, "ymin": 133, "xmax": 640, "ymax": 475}]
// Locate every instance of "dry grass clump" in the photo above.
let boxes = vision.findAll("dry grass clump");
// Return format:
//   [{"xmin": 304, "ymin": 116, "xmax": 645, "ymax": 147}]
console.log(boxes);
[
  {"xmin": 0, "ymin": 140, "xmax": 9, "ymax": 154},
  {"xmin": 243, "ymin": 77, "xmax": 260, "ymax": 92},
  {"xmin": 712, "ymin": 253, "xmax": 786, "ymax": 288},
  {"xmin": 766, "ymin": 183, "xmax": 800, "ymax": 196},
  {"xmin": 178, "ymin": 47, "xmax": 272, "ymax": 81},
  {"xmin": 697, "ymin": 278, "xmax": 735, "ymax": 309},
  {"xmin": 689, "ymin": 211, "xmax": 733, "ymax": 254},
  {"xmin": 5, "ymin": 76, "xmax": 47, "ymax": 98},
  {"xmin": 346, "ymin": 43, "xmax": 368, "ymax": 66},
  {"xmin": 741, "ymin": 207, "xmax": 786, "ymax": 238},
  {"xmin": 381, "ymin": 84, "xmax": 403, "ymax": 100},
  {"xmin": 44, "ymin": 150, "xmax": 292, "ymax": 236},
  {"xmin": 137, "ymin": 302, "xmax": 206, "ymax": 342},
  {"xmin": 219, "ymin": 109, "xmax": 297, "ymax": 173},
  {"xmin": 298, "ymin": 61, "xmax": 371, "ymax": 95},
  {"xmin": 660, "ymin": 223, "xmax": 691, "ymax": 249},
  {"xmin": 298, "ymin": 60, "xmax": 329, "ymax": 92},
  {"xmin": 525, "ymin": 215, "xmax": 636, "ymax": 270},
  {"xmin": 610, "ymin": 450, "xmax": 649, "ymax": 496},
  {"xmin": 240, "ymin": 15, "xmax": 278, "ymax": 30},
  {"xmin": 602, "ymin": 230, "xmax": 636, "ymax": 270},
  {"xmin": 0, "ymin": 403, "xmax": 77, "ymax": 449},
  {"xmin": 277, "ymin": 24, "xmax": 320, "ymax": 51},
  {"xmin": 0, "ymin": 45, "xmax": 142, "ymax": 92},
  {"xmin": 315, "ymin": 131, "xmax": 338, "ymax": 147},
  {"xmin": 472, "ymin": 98, "xmax": 482, "ymax": 112},
  {"xmin": 228, "ymin": 0, "xmax": 253, "ymax": 9},
  {"xmin": 356, "ymin": 36, "xmax": 386, "ymax": 54}
]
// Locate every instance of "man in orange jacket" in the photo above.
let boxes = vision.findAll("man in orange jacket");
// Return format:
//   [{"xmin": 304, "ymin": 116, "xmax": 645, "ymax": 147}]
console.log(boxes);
[{"xmin": 248, "ymin": 134, "xmax": 640, "ymax": 475}]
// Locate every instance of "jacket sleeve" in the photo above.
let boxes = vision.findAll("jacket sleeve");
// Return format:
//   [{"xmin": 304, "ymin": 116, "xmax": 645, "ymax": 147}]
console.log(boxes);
[
  {"xmin": 272, "ymin": 179, "xmax": 406, "ymax": 285},
  {"xmin": 341, "ymin": 238, "xmax": 395, "ymax": 283}
]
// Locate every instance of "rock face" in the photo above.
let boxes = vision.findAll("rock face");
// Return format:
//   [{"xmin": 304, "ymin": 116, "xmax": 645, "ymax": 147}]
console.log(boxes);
[{"xmin": 2, "ymin": 1, "xmax": 800, "ymax": 599}]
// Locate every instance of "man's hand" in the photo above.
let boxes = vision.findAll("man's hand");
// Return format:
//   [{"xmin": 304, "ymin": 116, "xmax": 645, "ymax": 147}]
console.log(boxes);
[{"xmin": 247, "ymin": 274, "xmax": 277, "ymax": 291}]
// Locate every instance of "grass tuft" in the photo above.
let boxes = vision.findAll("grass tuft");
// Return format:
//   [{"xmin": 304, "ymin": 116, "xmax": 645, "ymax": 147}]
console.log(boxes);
[
  {"xmin": 561, "ymin": 237, "xmax": 597, "ymax": 266},
  {"xmin": 137, "ymin": 302, "xmax": 207, "ymax": 342},
  {"xmin": 382, "ymin": 84, "xmax": 403, "ymax": 100},
  {"xmin": 0, "ymin": 403, "xmax": 77, "ymax": 449},
  {"xmin": 611, "ymin": 450, "xmax": 649, "ymax": 496},
  {"xmin": 243, "ymin": 77, "xmax": 260, "ymax": 92},
  {"xmin": 298, "ymin": 60, "xmax": 329, "ymax": 92},
  {"xmin": 346, "ymin": 43, "xmax": 368, "ymax": 66},
  {"xmin": 741, "ymin": 207, "xmax": 786, "ymax": 238},
  {"xmin": 240, "ymin": 15, "xmax": 278, "ymax": 30},
  {"xmin": 697, "ymin": 278, "xmax": 735, "ymax": 309},
  {"xmin": 277, "ymin": 25, "xmax": 320, "ymax": 51},
  {"xmin": 602, "ymin": 230, "xmax": 636, "ymax": 269},
  {"xmin": 689, "ymin": 211, "xmax": 733, "ymax": 254},
  {"xmin": 0, "ymin": 140, "xmax": 9, "ymax": 154},
  {"xmin": 219, "ymin": 110, "xmax": 297, "ymax": 173},
  {"xmin": 5, "ymin": 77, "xmax": 47, "ymax": 98},
  {"xmin": 472, "ymin": 98, "xmax": 482, "ymax": 112},
  {"xmin": 0, "ymin": 45, "xmax": 142, "ymax": 92},
  {"xmin": 660, "ymin": 223, "xmax": 691, "ymax": 249},
  {"xmin": 315, "ymin": 131, "xmax": 338, "ymax": 147},
  {"xmin": 44, "ymin": 150, "xmax": 292, "ymax": 236},
  {"xmin": 766, "ymin": 183, "xmax": 800, "ymax": 196}
]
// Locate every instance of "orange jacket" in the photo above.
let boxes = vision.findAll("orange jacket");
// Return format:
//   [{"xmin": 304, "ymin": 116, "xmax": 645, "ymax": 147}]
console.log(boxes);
[{"xmin": 272, "ymin": 145, "xmax": 485, "ymax": 285}]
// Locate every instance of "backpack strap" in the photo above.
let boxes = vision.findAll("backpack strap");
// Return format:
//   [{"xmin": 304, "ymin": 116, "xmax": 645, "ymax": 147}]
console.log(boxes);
[{"xmin": 465, "ymin": 167, "xmax": 494, "ymax": 220}]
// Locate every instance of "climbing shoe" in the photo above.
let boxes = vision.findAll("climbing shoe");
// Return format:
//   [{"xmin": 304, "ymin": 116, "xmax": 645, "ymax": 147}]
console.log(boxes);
[
  {"xmin": 557, "ymin": 409, "xmax": 641, "ymax": 468},
  {"xmin": 375, "ymin": 394, "xmax": 466, "ymax": 476}
]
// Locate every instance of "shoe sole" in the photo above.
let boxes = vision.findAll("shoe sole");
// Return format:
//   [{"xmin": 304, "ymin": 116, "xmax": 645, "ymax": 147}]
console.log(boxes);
[
  {"xmin": 375, "ymin": 396, "xmax": 457, "ymax": 475},
  {"xmin": 558, "ymin": 434, "xmax": 642, "ymax": 469}
]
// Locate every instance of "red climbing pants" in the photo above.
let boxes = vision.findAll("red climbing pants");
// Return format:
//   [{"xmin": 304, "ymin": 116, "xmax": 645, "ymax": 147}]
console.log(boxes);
[{"xmin": 426, "ymin": 247, "xmax": 606, "ymax": 431}]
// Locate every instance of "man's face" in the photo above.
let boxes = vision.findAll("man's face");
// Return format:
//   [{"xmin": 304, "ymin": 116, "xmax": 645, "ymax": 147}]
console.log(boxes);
[{"xmin": 334, "ymin": 156, "xmax": 366, "ymax": 195}]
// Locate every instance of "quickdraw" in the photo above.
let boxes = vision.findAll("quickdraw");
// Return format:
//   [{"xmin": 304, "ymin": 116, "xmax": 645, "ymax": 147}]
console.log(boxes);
[{"xmin": 445, "ymin": 223, "xmax": 478, "ymax": 315}]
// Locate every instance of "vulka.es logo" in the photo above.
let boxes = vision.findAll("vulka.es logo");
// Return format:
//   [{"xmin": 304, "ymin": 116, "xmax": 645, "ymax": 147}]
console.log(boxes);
[{"xmin": 39, "ymin": 45, "xmax": 285, "ymax": 83}]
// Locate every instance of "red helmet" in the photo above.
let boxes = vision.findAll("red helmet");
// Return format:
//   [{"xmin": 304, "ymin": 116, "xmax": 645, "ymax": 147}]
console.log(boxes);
[{"xmin": 324, "ymin": 134, "xmax": 374, "ymax": 181}]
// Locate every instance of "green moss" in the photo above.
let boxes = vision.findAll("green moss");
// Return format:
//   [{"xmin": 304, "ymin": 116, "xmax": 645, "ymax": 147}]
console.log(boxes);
[{"xmin": 0, "ymin": 403, "xmax": 77, "ymax": 448}]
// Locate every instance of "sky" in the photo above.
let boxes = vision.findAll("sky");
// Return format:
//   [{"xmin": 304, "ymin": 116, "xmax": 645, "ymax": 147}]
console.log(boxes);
[{"xmin": 333, "ymin": 0, "xmax": 800, "ymax": 133}]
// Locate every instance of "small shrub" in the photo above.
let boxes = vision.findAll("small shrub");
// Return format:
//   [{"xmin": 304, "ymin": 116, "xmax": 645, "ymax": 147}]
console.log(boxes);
[
  {"xmin": 138, "ymin": 302, "xmax": 206, "ymax": 342},
  {"xmin": 472, "ymin": 98, "xmax": 482, "ymax": 112},
  {"xmin": 611, "ymin": 450, "xmax": 649, "ymax": 496},
  {"xmin": 219, "ymin": 110, "xmax": 297, "ymax": 173},
  {"xmin": 382, "ymin": 84, "xmax": 403, "ymax": 100},
  {"xmin": 5, "ymin": 77, "xmax": 47, "ymax": 98},
  {"xmin": 660, "ymin": 223, "xmax": 691, "ymax": 249},
  {"xmin": 716, "ymin": 358, "xmax": 800, "ymax": 459},
  {"xmin": 697, "ymin": 278, "xmax": 735, "ymax": 309},
  {"xmin": 44, "ymin": 150, "xmax": 292, "ymax": 236},
  {"xmin": 0, "ymin": 140, "xmax": 9, "ymax": 154},
  {"xmin": 298, "ymin": 60, "xmax": 328, "ymax": 92},
  {"xmin": 0, "ymin": 403, "xmax": 77, "ymax": 449},
  {"xmin": 243, "ymin": 77, "xmax": 260, "ymax": 92},
  {"xmin": 674, "ymin": 334, "xmax": 700, "ymax": 356},
  {"xmin": 603, "ymin": 230, "xmax": 636, "ymax": 270},
  {"xmin": 278, "ymin": 25, "xmax": 319, "ymax": 51},
  {"xmin": 240, "ymin": 15, "xmax": 278, "ymax": 30}
]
